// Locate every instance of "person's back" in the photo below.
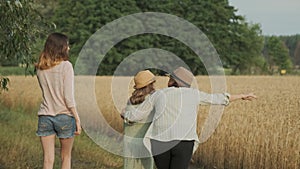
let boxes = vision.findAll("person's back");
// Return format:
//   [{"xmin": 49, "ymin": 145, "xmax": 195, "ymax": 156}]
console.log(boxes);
[
  {"xmin": 37, "ymin": 61, "xmax": 75, "ymax": 116},
  {"xmin": 123, "ymin": 70, "xmax": 155, "ymax": 169},
  {"xmin": 149, "ymin": 87, "xmax": 200, "ymax": 143},
  {"xmin": 124, "ymin": 103, "xmax": 154, "ymax": 169},
  {"xmin": 35, "ymin": 32, "xmax": 81, "ymax": 169}
]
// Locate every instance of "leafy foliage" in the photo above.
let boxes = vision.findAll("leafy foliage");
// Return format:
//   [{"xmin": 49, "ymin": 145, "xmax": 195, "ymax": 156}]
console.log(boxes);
[
  {"xmin": 0, "ymin": 0, "xmax": 55, "ymax": 92},
  {"xmin": 50, "ymin": 0, "xmax": 265, "ymax": 75},
  {"xmin": 1, "ymin": 0, "xmax": 299, "ymax": 78},
  {"xmin": 280, "ymin": 34, "xmax": 300, "ymax": 66},
  {"xmin": 264, "ymin": 36, "xmax": 292, "ymax": 74},
  {"xmin": 0, "ymin": 0, "xmax": 53, "ymax": 67},
  {"xmin": 0, "ymin": 77, "xmax": 9, "ymax": 93}
]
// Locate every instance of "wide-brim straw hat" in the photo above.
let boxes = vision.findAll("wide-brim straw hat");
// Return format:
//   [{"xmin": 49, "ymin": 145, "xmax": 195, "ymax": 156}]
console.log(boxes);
[
  {"xmin": 170, "ymin": 67, "xmax": 194, "ymax": 87},
  {"xmin": 134, "ymin": 70, "xmax": 156, "ymax": 89}
]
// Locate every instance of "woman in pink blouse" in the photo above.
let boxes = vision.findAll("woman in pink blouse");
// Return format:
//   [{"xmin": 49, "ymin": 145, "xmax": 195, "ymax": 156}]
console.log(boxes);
[{"xmin": 35, "ymin": 33, "xmax": 81, "ymax": 169}]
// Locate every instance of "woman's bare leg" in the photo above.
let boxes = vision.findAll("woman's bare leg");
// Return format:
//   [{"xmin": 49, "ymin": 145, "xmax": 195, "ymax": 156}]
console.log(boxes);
[
  {"xmin": 40, "ymin": 135, "xmax": 56, "ymax": 169},
  {"xmin": 60, "ymin": 137, "xmax": 74, "ymax": 169}
]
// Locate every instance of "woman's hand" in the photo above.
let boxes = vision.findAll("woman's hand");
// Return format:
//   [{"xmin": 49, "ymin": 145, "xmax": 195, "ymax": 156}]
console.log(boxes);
[
  {"xmin": 120, "ymin": 108, "xmax": 126, "ymax": 119},
  {"xmin": 229, "ymin": 93, "xmax": 257, "ymax": 102},
  {"xmin": 241, "ymin": 93, "xmax": 257, "ymax": 101},
  {"xmin": 74, "ymin": 120, "xmax": 82, "ymax": 135}
]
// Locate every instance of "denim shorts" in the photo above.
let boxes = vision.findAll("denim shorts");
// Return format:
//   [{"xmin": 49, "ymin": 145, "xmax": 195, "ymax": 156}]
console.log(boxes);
[{"xmin": 36, "ymin": 114, "xmax": 76, "ymax": 138}]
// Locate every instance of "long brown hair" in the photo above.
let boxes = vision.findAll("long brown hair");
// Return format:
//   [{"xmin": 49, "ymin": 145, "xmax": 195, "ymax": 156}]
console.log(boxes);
[
  {"xmin": 130, "ymin": 82, "xmax": 155, "ymax": 105},
  {"xmin": 36, "ymin": 33, "xmax": 69, "ymax": 70}
]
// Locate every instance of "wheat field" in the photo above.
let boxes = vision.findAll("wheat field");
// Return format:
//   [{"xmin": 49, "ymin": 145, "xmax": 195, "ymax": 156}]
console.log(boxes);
[{"xmin": 1, "ymin": 75, "xmax": 300, "ymax": 169}]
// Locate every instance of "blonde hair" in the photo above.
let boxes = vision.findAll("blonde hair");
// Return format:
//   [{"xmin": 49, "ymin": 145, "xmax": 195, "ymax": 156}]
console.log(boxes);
[
  {"xmin": 130, "ymin": 82, "xmax": 155, "ymax": 105},
  {"xmin": 36, "ymin": 33, "xmax": 69, "ymax": 70}
]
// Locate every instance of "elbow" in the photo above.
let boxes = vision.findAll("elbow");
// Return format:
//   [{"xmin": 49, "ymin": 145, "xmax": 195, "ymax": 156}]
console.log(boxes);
[{"xmin": 65, "ymin": 100, "xmax": 76, "ymax": 109}]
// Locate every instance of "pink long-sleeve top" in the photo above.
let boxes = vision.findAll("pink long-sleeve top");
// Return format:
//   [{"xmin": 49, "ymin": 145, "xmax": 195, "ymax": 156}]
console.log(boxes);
[{"xmin": 37, "ymin": 61, "xmax": 76, "ymax": 116}]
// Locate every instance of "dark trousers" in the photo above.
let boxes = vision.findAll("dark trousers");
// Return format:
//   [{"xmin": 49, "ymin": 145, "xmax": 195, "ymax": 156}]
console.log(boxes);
[{"xmin": 151, "ymin": 139, "xmax": 194, "ymax": 169}]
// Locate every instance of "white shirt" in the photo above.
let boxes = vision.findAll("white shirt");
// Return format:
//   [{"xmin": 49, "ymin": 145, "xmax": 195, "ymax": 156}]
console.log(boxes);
[{"xmin": 124, "ymin": 87, "xmax": 230, "ymax": 153}]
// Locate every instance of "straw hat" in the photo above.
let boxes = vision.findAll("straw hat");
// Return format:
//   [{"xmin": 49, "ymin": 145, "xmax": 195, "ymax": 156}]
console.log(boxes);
[
  {"xmin": 170, "ymin": 67, "xmax": 194, "ymax": 87},
  {"xmin": 134, "ymin": 70, "xmax": 155, "ymax": 89}
]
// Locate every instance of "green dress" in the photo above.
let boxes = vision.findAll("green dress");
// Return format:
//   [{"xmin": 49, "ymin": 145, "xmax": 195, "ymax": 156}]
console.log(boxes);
[{"xmin": 124, "ymin": 103, "xmax": 154, "ymax": 169}]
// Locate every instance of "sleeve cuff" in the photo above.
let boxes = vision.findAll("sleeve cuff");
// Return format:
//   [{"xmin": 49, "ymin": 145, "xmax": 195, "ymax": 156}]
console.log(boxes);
[{"xmin": 224, "ymin": 92, "xmax": 230, "ymax": 106}]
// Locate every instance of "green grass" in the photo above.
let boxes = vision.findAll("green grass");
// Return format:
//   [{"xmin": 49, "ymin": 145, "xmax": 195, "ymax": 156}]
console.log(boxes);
[
  {"xmin": 0, "ymin": 66, "xmax": 27, "ymax": 76},
  {"xmin": 0, "ymin": 103, "xmax": 123, "ymax": 169}
]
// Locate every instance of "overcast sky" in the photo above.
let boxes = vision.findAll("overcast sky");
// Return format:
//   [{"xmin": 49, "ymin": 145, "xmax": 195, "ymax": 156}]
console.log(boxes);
[{"xmin": 228, "ymin": 0, "xmax": 300, "ymax": 36}]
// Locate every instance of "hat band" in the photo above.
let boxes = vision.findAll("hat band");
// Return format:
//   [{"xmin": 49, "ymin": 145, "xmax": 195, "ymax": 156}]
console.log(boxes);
[{"xmin": 171, "ymin": 73, "xmax": 191, "ymax": 87}]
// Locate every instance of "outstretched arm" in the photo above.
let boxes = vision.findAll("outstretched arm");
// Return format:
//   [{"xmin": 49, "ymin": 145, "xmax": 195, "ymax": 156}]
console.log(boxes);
[{"xmin": 229, "ymin": 93, "xmax": 257, "ymax": 102}]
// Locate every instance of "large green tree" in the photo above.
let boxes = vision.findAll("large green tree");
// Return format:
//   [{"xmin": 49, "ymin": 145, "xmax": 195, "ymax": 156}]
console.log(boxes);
[
  {"xmin": 226, "ymin": 22, "xmax": 265, "ymax": 74},
  {"xmin": 0, "ymin": 0, "xmax": 52, "ymax": 92},
  {"xmin": 280, "ymin": 34, "xmax": 300, "ymax": 66},
  {"xmin": 136, "ymin": 0, "xmax": 265, "ymax": 74},
  {"xmin": 264, "ymin": 36, "xmax": 292, "ymax": 74},
  {"xmin": 51, "ymin": 0, "xmax": 140, "ymax": 64},
  {"xmin": 0, "ymin": 0, "xmax": 51, "ymax": 67},
  {"xmin": 294, "ymin": 41, "xmax": 300, "ymax": 66},
  {"xmin": 50, "ymin": 0, "xmax": 265, "ymax": 75}
]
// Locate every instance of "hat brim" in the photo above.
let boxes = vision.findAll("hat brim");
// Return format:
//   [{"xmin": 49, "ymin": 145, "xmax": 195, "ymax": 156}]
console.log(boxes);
[
  {"xmin": 170, "ymin": 73, "xmax": 191, "ymax": 87},
  {"xmin": 134, "ymin": 78, "xmax": 156, "ymax": 89}
]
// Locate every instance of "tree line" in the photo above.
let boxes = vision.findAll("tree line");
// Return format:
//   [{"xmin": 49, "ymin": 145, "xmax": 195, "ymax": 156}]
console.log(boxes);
[{"xmin": 1, "ymin": 0, "xmax": 299, "ymax": 77}]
